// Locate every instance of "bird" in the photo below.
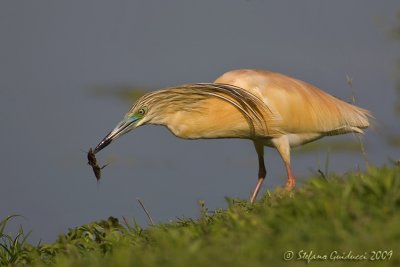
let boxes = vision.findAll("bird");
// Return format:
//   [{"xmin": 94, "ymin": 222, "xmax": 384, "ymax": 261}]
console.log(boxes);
[{"xmin": 93, "ymin": 69, "xmax": 371, "ymax": 203}]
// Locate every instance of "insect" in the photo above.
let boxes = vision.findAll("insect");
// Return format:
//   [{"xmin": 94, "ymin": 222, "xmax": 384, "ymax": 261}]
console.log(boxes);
[{"xmin": 87, "ymin": 148, "xmax": 107, "ymax": 181}]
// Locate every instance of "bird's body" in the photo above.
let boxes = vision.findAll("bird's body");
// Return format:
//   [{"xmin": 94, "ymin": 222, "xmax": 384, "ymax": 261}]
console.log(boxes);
[
  {"xmin": 94, "ymin": 69, "xmax": 371, "ymax": 203},
  {"xmin": 214, "ymin": 69, "xmax": 370, "ymax": 143}
]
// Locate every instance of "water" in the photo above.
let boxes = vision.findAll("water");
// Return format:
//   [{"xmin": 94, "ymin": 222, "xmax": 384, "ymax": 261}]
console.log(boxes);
[{"xmin": 0, "ymin": 0, "xmax": 399, "ymax": 243}]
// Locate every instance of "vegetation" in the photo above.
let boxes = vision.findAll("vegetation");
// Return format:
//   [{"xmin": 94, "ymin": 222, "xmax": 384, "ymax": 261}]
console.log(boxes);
[{"xmin": 1, "ymin": 165, "xmax": 399, "ymax": 267}]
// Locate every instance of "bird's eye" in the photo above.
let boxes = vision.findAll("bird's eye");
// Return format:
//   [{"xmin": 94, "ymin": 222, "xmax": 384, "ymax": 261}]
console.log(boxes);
[{"xmin": 138, "ymin": 108, "xmax": 146, "ymax": 116}]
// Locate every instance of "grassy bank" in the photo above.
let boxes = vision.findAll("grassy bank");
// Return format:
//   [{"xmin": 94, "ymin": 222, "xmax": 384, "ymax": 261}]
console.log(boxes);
[{"xmin": 1, "ymin": 165, "xmax": 399, "ymax": 267}]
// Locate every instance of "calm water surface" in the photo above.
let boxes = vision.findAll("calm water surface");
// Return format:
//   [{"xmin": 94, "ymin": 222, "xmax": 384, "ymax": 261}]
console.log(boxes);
[{"xmin": 0, "ymin": 1, "xmax": 399, "ymax": 242}]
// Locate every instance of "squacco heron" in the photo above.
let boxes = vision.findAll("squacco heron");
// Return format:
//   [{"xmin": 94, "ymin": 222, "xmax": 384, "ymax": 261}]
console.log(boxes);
[{"xmin": 94, "ymin": 69, "xmax": 371, "ymax": 203}]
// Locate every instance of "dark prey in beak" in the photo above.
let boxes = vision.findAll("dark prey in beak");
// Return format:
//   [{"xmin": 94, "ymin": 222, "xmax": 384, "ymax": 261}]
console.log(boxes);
[{"xmin": 87, "ymin": 148, "xmax": 108, "ymax": 181}]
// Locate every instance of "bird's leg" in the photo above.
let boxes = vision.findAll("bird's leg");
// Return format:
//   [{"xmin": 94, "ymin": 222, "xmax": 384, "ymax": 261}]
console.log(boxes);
[
  {"xmin": 250, "ymin": 142, "xmax": 266, "ymax": 204},
  {"xmin": 272, "ymin": 136, "xmax": 296, "ymax": 190},
  {"xmin": 284, "ymin": 162, "xmax": 295, "ymax": 190}
]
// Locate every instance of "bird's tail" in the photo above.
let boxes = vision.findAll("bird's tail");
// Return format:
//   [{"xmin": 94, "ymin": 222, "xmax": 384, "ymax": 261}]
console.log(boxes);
[{"xmin": 326, "ymin": 100, "xmax": 372, "ymax": 136}]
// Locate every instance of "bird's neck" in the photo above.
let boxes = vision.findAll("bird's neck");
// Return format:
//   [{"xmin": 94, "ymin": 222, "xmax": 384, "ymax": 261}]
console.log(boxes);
[{"xmin": 148, "ymin": 98, "xmax": 254, "ymax": 139}]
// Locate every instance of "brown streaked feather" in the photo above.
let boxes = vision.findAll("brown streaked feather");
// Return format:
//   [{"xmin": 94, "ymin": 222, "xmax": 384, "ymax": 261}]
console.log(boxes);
[
  {"xmin": 132, "ymin": 83, "xmax": 282, "ymax": 138},
  {"xmin": 183, "ymin": 83, "xmax": 280, "ymax": 136}
]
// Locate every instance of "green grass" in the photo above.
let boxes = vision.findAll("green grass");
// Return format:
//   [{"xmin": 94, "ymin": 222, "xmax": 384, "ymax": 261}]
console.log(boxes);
[
  {"xmin": 0, "ymin": 215, "xmax": 31, "ymax": 265},
  {"xmin": 1, "ymin": 165, "xmax": 400, "ymax": 267}
]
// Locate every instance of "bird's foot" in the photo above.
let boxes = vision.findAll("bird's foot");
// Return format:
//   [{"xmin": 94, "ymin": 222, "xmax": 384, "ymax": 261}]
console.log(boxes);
[{"xmin": 285, "ymin": 179, "xmax": 295, "ymax": 190}]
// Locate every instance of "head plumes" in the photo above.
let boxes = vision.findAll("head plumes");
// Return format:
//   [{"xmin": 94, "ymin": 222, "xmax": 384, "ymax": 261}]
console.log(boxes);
[{"xmin": 127, "ymin": 83, "xmax": 276, "ymax": 136}]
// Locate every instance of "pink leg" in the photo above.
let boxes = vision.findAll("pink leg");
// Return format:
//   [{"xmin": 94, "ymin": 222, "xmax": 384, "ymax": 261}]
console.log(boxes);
[
  {"xmin": 250, "ymin": 142, "xmax": 266, "ymax": 204},
  {"xmin": 250, "ymin": 177, "xmax": 264, "ymax": 204},
  {"xmin": 272, "ymin": 136, "xmax": 295, "ymax": 190},
  {"xmin": 285, "ymin": 163, "xmax": 296, "ymax": 190}
]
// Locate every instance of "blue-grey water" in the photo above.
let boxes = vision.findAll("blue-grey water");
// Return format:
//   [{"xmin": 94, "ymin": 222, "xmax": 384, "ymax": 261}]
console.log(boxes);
[{"xmin": 0, "ymin": 1, "xmax": 399, "ymax": 243}]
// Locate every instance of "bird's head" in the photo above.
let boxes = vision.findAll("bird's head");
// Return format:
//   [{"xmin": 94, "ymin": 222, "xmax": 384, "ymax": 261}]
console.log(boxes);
[
  {"xmin": 93, "ymin": 84, "xmax": 211, "ymax": 154},
  {"xmin": 93, "ymin": 98, "xmax": 153, "ymax": 153}
]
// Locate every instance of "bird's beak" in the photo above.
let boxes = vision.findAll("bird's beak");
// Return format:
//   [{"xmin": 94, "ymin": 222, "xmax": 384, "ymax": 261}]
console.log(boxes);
[{"xmin": 94, "ymin": 115, "xmax": 139, "ymax": 153}]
